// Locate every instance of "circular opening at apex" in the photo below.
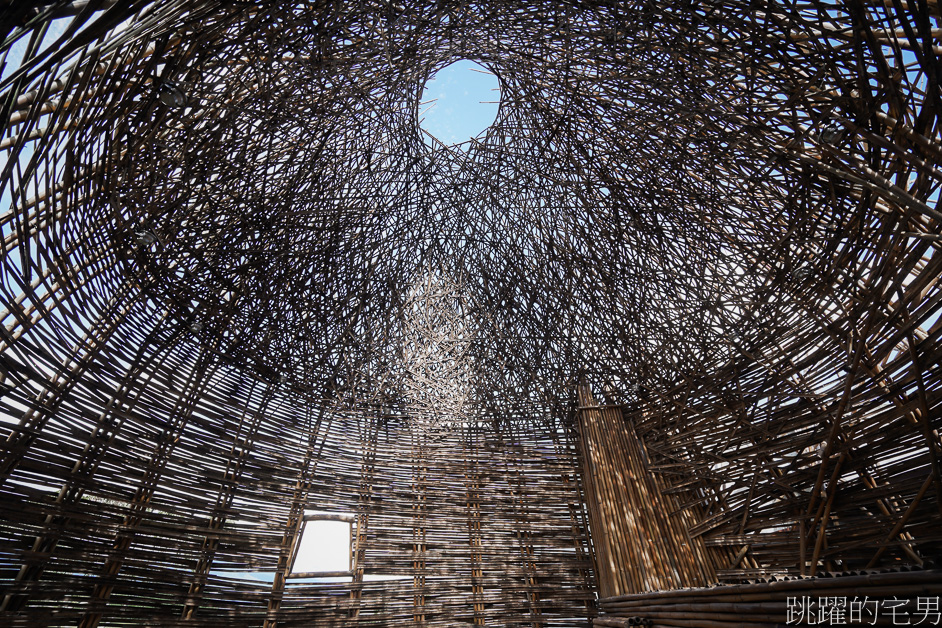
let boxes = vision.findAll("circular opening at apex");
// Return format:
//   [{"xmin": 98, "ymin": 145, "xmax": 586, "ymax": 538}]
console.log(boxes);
[{"xmin": 419, "ymin": 60, "xmax": 500, "ymax": 146}]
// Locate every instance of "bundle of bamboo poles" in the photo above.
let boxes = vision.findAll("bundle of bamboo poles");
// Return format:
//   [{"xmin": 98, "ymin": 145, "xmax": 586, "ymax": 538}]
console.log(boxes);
[
  {"xmin": 595, "ymin": 568, "xmax": 942, "ymax": 628},
  {"xmin": 577, "ymin": 385, "xmax": 729, "ymax": 597}
]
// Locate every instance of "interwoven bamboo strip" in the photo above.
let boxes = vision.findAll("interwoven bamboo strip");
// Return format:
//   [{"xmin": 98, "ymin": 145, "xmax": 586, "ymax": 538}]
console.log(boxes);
[
  {"xmin": 0, "ymin": 381, "xmax": 595, "ymax": 626},
  {"xmin": 1, "ymin": 0, "xmax": 941, "ymax": 626}
]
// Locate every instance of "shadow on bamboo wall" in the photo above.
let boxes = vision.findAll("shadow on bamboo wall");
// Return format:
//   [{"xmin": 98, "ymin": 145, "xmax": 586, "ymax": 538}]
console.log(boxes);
[{"xmin": 577, "ymin": 384, "xmax": 732, "ymax": 597}]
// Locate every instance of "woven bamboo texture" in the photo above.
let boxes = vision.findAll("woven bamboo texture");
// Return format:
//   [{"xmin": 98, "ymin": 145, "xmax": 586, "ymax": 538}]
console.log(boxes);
[{"xmin": 1, "ymin": 0, "xmax": 941, "ymax": 626}]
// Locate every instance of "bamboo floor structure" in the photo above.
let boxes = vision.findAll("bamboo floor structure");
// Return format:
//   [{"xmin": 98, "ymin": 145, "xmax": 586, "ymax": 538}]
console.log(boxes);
[{"xmin": 2, "ymin": 0, "xmax": 942, "ymax": 626}]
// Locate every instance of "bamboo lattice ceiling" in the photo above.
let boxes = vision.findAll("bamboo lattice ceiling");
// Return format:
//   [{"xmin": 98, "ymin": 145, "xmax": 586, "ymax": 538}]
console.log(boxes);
[
  {"xmin": 0, "ymin": 0, "xmax": 941, "ymax": 626},
  {"xmin": 1, "ymin": 0, "xmax": 939, "ymax": 416}
]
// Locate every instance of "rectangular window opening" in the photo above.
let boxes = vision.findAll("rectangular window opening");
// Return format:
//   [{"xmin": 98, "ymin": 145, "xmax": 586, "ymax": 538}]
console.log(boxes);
[{"xmin": 288, "ymin": 511, "xmax": 356, "ymax": 583}]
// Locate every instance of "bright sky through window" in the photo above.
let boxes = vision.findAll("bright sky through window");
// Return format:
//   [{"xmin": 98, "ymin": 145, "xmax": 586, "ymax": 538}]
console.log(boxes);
[
  {"xmin": 292, "ymin": 515, "xmax": 353, "ymax": 577},
  {"xmin": 419, "ymin": 59, "xmax": 499, "ymax": 145}
]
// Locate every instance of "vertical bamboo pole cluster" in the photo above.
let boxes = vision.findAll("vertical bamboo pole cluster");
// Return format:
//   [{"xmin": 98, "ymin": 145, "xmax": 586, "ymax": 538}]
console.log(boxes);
[
  {"xmin": 577, "ymin": 384, "xmax": 722, "ymax": 596},
  {"xmin": 500, "ymin": 423, "xmax": 548, "ymax": 628},
  {"xmin": 80, "ymin": 346, "xmax": 222, "ymax": 628},
  {"xmin": 349, "ymin": 418, "xmax": 380, "ymax": 621},
  {"xmin": 411, "ymin": 434, "xmax": 429, "ymax": 625},
  {"xmin": 182, "ymin": 382, "xmax": 269, "ymax": 620},
  {"xmin": 264, "ymin": 406, "xmax": 331, "ymax": 628},
  {"xmin": 465, "ymin": 445, "xmax": 486, "ymax": 625}
]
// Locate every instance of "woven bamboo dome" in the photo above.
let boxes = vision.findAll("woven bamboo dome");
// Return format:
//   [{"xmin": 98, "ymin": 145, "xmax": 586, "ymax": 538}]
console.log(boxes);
[{"xmin": 1, "ymin": 1, "xmax": 941, "ymax": 627}]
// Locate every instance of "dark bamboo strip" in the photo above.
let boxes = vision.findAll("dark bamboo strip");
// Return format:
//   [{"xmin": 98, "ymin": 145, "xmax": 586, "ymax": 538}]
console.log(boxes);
[{"xmin": 1, "ymin": 0, "xmax": 941, "ymax": 625}]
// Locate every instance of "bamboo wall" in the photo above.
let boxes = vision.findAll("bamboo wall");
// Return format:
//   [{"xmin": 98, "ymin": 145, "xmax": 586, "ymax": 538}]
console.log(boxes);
[
  {"xmin": 0, "ymin": 348, "xmax": 597, "ymax": 626},
  {"xmin": 625, "ymin": 326, "xmax": 942, "ymax": 579},
  {"xmin": 576, "ymin": 386, "xmax": 728, "ymax": 597},
  {"xmin": 2, "ymin": 0, "xmax": 942, "ymax": 626}
]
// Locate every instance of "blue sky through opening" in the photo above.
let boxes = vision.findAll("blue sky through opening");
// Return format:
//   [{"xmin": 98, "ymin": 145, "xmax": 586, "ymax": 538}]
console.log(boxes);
[{"xmin": 420, "ymin": 60, "xmax": 499, "ymax": 145}]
